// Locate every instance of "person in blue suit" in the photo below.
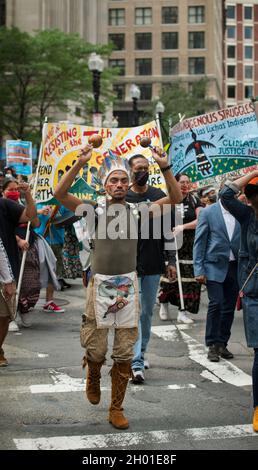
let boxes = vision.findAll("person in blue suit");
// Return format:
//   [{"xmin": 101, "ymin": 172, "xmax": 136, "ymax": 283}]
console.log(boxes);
[{"xmin": 193, "ymin": 193, "xmax": 241, "ymax": 362}]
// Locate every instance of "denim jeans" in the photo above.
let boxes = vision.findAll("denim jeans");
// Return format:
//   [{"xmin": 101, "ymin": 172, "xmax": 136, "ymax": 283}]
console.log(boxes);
[{"xmin": 132, "ymin": 274, "xmax": 160, "ymax": 371}]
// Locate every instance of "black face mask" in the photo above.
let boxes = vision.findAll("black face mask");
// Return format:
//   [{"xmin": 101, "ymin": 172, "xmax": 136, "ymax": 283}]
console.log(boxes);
[
  {"xmin": 134, "ymin": 170, "xmax": 149, "ymax": 186},
  {"xmin": 208, "ymin": 194, "xmax": 217, "ymax": 203}
]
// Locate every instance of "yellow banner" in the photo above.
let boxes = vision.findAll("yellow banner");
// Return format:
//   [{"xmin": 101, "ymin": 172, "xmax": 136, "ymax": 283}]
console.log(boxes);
[{"xmin": 36, "ymin": 121, "xmax": 164, "ymax": 203}]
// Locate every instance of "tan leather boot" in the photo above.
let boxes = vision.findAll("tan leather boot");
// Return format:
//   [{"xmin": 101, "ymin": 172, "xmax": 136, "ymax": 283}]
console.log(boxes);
[
  {"xmin": 108, "ymin": 361, "xmax": 131, "ymax": 429},
  {"xmin": 85, "ymin": 358, "xmax": 104, "ymax": 405}
]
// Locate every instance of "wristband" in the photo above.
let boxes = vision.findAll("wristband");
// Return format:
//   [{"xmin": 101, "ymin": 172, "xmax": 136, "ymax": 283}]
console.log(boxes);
[{"xmin": 160, "ymin": 164, "xmax": 173, "ymax": 173}]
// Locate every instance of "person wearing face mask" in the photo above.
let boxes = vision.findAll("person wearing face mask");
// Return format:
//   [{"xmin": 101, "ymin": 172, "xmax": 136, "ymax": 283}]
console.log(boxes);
[
  {"xmin": 220, "ymin": 170, "xmax": 258, "ymax": 432},
  {"xmin": 193, "ymin": 182, "xmax": 241, "ymax": 363},
  {"xmin": 125, "ymin": 154, "xmax": 176, "ymax": 383},
  {"xmin": 0, "ymin": 177, "xmax": 37, "ymax": 352},
  {"xmin": 2, "ymin": 179, "xmax": 40, "ymax": 329}
]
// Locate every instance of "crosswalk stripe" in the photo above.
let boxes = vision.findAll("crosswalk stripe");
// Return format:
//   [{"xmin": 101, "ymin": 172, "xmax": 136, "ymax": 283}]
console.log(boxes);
[
  {"xmin": 151, "ymin": 325, "xmax": 252, "ymax": 387},
  {"xmin": 0, "ymin": 369, "xmax": 197, "ymax": 394},
  {"xmin": 13, "ymin": 424, "xmax": 258, "ymax": 450}
]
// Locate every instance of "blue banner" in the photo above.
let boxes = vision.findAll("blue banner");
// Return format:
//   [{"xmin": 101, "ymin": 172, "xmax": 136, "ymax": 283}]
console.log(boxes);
[
  {"xmin": 6, "ymin": 140, "xmax": 33, "ymax": 175},
  {"xmin": 170, "ymin": 102, "xmax": 258, "ymax": 185}
]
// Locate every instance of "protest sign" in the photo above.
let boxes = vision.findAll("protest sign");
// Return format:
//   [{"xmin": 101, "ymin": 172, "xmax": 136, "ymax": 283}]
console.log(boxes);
[
  {"xmin": 170, "ymin": 102, "xmax": 258, "ymax": 187},
  {"xmin": 36, "ymin": 121, "xmax": 163, "ymax": 203},
  {"xmin": 6, "ymin": 140, "xmax": 32, "ymax": 176}
]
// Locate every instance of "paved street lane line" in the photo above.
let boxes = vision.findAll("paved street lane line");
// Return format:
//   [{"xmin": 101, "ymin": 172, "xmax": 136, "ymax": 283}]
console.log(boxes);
[
  {"xmin": 200, "ymin": 370, "xmax": 222, "ymax": 383},
  {"xmin": 151, "ymin": 325, "xmax": 252, "ymax": 387},
  {"xmin": 151, "ymin": 325, "xmax": 179, "ymax": 342},
  {"xmin": 13, "ymin": 424, "xmax": 258, "ymax": 450},
  {"xmin": 180, "ymin": 330, "xmax": 252, "ymax": 387},
  {"xmin": 28, "ymin": 370, "xmax": 197, "ymax": 394}
]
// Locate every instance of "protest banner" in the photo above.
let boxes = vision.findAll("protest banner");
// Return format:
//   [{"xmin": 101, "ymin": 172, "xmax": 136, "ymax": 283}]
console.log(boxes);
[
  {"xmin": 6, "ymin": 140, "xmax": 32, "ymax": 176},
  {"xmin": 170, "ymin": 102, "xmax": 258, "ymax": 187},
  {"xmin": 36, "ymin": 121, "xmax": 163, "ymax": 203}
]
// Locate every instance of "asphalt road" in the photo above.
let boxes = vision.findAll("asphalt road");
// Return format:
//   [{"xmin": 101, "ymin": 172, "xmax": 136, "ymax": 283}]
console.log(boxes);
[{"xmin": 0, "ymin": 279, "xmax": 257, "ymax": 453}]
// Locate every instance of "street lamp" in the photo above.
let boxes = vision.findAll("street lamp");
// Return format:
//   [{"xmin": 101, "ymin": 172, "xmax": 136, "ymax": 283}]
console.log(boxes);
[
  {"xmin": 129, "ymin": 84, "xmax": 141, "ymax": 126},
  {"xmin": 155, "ymin": 100, "xmax": 169, "ymax": 142},
  {"xmin": 155, "ymin": 100, "xmax": 165, "ymax": 122},
  {"xmin": 88, "ymin": 52, "xmax": 104, "ymax": 126}
]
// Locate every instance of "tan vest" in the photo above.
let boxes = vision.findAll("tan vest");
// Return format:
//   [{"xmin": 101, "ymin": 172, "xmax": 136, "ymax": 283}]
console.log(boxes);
[{"xmin": 91, "ymin": 204, "xmax": 138, "ymax": 276}]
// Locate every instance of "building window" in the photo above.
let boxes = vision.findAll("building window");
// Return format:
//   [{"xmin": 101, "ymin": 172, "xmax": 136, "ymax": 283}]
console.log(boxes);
[
  {"xmin": 109, "ymin": 59, "xmax": 125, "ymax": 76},
  {"xmin": 227, "ymin": 45, "xmax": 235, "ymax": 58},
  {"xmin": 188, "ymin": 57, "xmax": 205, "ymax": 74},
  {"xmin": 188, "ymin": 32, "xmax": 205, "ymax": 49},
  {"xmin": 108, "ymin": 34, "xmax": 125, "ymax": 51},
  {"xmin": 162, "ymin": 32, "xmax": 178, "ymax": 49},
  {"xmin": 245, "ymin": 85, "xmax": 253, "ymax": 99},
  {"xmin": 188, "ymin": 6, "xmax": 205, "ymax": 24},
  {"xmin": 245, "ymin": 46, "xmax": 253, "ymax": 59},
  {"xmin": 0, "ymin": 0, "xmax": 6, "ymax": 26},
  {"xmin": 162, "ymin": 6, "xmax": 178, "ymax": 24},
  {"xmin": 227, "ymin": 65, "xmax": 235, "ymax": 78},
  {"xmin": 135, "ymin": 33, "xmax": 152, "ymax": 50},
  {"xmin": 138, "ymin": 84, "xmax": 152, "ymax": 100},
  {"xmin": 162, "ymin": 58, "xmax": 179, "ymax": 75},
  {"xmin": 245, "ymin": 65, "xmax": 253, "ymax": 79},
  {"xmin": 244, "ymin": 6, "xmax": 252, "ymax": 20},
  {"xmin": 227, "ymin": 85, "xmax": 236, "ymax": 98},
  {"xmin": 108, "ymin": 9, "xmax": 125, "ymax": 26},
  {"xmin": 244, "ymin": 26, "xmax": 253, "ymax": 40},
  {"xmin": 227, "ymin": 26, "xmax": 235, "ymax": 39},
  {"xmin": 135, "ymin": 58, "xmax": 152, "ymax": 75},
  {"xmin": 135, "ymin": 7, "xmax": 152, "ymax": 25},
  {"xmin": 227, "ymin": 5, "xmax": 235, "ymax": 19},
  {"xmin": 113, "ymin": 84, "xmax": 125, "ymax": 101}
]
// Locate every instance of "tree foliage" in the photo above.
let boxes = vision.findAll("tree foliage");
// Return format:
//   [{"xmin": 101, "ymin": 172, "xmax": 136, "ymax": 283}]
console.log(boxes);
[
  {"xmin": 143, "ymin": 79, "xmax": 216, "ymax": 144},
  {"xmin": 0, "ymin": 27, "xmax": 115, "ymax": 145}
]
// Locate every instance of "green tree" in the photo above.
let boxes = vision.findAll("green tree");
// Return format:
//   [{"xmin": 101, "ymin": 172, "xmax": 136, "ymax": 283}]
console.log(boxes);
[
  {"xmin": 0, "ymin": 27, "xmax": 115, "ymax": 145},
  {"xmin": 143, "ymin": 79, "xmax": 216, "ymax": 144}
]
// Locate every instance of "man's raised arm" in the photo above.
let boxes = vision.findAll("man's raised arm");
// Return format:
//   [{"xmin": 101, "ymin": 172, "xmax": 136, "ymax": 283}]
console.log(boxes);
[
  {"xmin": 148, "ymin": 147, "xmax": 182, "ymax": 215},
  {"xmin": 54, "ymin": 144, "xmax": 94, "ymax": 212}
]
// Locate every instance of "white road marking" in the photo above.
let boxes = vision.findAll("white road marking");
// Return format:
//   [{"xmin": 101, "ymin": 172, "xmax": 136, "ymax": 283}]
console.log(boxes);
[
  {"xmin": 180, "ymin": 330, "xmax": 252, "ymax": 387},
  {"xmin": 13, "ymin": 424, "xmax": 258, "ymax": 450},
  {"xmin": 152, "ymin": 324, "xmax": 191, "ymax": 342},
  {"xmin": 0, "ymin": 368, "xmax": 197, "ymax": 395},
  {"xmin": 29, "ymin": 370, "xmax": 197, "ymax": 394},
  {"xmin": 200, "ymin": 370, "xmax": 222, "ymax": 383},
  {"xmin": 151, "ymin": 325, "xmax": 252, "ymax": 387},
  {"xmin": 151, "ymin": 325, "xmax": 179, "ymax": 341},
  {"xmin": 4, "ymin": 344, "xmax": 48, "ymax": 359},
  {"xmin": 131, "ymin": 384, "xmax": 196, "ymax": 392}
]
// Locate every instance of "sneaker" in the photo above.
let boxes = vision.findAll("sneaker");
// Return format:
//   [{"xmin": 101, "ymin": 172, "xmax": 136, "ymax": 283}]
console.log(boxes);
[
  {"xmin": 0, "ymin": 349, "xmax": 8, "ymax": 367},
  {"xmin": 177, "ymin": 310, "xmax": 193, "ymax": 324},
  {"xmin": 19, "ymin": 312, "xmax": 33, "ymax": 328},
  {"xmin": 253, "ymin": 406, "xmax": 258, "ymax": 432},
  {"xmin": 144, "ymin": 360, "xmax": 150, "ymax": 370},
  {"xmin": 159, "ymin": 303, "xmax": 169, "ymax": 321},
  {"xmin": 8, "ymin": 320, "xmax": 19, "ymax": 332},
  {"xmin": 207, "ymin": 345, "xmax": 220, "ymax": 362},
  {"xmin": 43, "ymin": 301, "xmax": 65, "ymax": 313},
  {"xmin": 131, "ymin": 368, "xmax": 145, "ymax": 384}
]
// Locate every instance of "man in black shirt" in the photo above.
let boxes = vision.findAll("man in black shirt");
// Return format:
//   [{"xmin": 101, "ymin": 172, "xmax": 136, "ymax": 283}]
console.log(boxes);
[
  {"xmin": 0, "ymin": 182, "xmax": 37, "ymax": 363},
  {"xmin": 126, "ymin": 154, "xmax": 175, "ymax": 384}
]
